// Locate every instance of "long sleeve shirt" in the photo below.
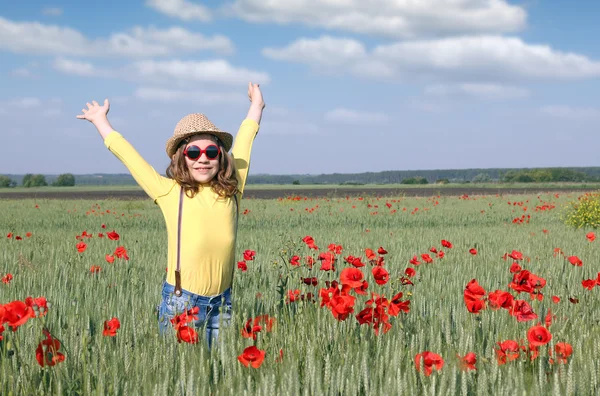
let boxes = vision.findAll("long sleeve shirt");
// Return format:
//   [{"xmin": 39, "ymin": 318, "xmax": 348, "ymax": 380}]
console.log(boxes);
[{"xmin": 104, "ymin": 119, "xmax": 259, "ymax": 296}]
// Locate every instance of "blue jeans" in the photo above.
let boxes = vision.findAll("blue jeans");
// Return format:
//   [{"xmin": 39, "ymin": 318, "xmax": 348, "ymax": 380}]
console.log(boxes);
[{"xmin": 157, "ymin": 282, "xmax": 232, "ymax": 349}]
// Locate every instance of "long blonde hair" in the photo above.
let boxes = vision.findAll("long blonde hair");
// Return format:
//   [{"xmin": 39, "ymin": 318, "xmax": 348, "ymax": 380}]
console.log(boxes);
[{"xmin": 166, "ymin": 134, "xmax": 239, "ymax": 198}]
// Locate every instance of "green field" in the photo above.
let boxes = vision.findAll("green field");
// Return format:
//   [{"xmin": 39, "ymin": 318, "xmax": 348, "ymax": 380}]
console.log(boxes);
[{"xmin": 1, "ymin": 192, "xmax": 599, "ymax": 394}]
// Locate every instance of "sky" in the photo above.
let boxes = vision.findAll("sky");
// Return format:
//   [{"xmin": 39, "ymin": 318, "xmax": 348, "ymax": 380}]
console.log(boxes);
[{"xmin": 1, "ymin": 0, "xmax": 599, "ymax": 176}]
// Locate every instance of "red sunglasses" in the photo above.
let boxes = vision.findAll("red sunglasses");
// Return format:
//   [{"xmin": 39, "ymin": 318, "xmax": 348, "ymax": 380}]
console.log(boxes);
[{"xmin": 183, "ymin": 144, "xmax": 220, "ymax": 160}]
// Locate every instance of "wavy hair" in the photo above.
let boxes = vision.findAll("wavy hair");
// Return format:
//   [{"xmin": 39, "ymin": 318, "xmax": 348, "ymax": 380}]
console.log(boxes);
[{"xmin": 166, "ymin": 134, "xmax": 239, "ymax": 199}]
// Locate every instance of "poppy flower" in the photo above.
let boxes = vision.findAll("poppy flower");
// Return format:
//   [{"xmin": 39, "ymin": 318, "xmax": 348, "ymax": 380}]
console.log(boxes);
[
  {"xmin": 458, "ymin": 352, "xmax": 477, "ymax": 371},
  {"xmin": 429, "ymin": 247, "xmax": 438, "ymax": 254},
  {"xmin": 243, "ymin": 249, "xmax": 256, "ymax": 261},
  {"xmin": 113, "ymin": 246, "xmax": 129, "ymax": 260},
  {"xmin": 377, "ymin": 246, "xmax": 388, "ymax": 255},
  {"xmin": 302, "ymin": 235, "xmax": 318, "ymax": 250},
  {"xmin": 35, "ymin": 329, "xmax": 65, "ymax": 367},
  {"xmin": 365, "ymin": 249, "xmax": 376, "ymax": 261},
  {"xmin": 26, "ymin": 232, "xmax": 32, "ymax": 238},
  {"xmin": 15, "ymin": 236, "xmax": 22, "ymax": 240},
  {"xmin": 552, "ymin": 343, "xmax": 573, "ymax": 364},
  {"xmin": 1, "ymin": 273, "xmax": 13, "ymax": 284},
  {"xmin": 25, "ymin": 296, "xmax": 48, "ymax": 317},
  {"xmin": 372, "ymin": 267, "xmax": 389, "ymax": 285},
  {"xmin": 495, "ymin": 340, "xmax": 521, "ymax": 365},
  {"xmin": 90, "ymin": 265, "xmax": 102, "ymax": 273},
  {"xmin": 318, "ymin": 252, "xmax": 336, "ymax": 271},
  {"xmin": 441, "ymin": 240, "xmax": 453, "ymax": 249},
  {"xmin": 105, "ymin": 254, "xmax": 115, "ymax": 264},
  {"xmin": 340, "ymin": 268, "xmax": 364, "ymax": 288},
  {"xmin": 290, "ymin": 255, "xmax": 301, "ymax": 266},
  {"xmin": 329, "ymin": 294, "xmax": 356, "ymax": 321},
  {"xmin": 101, "ymin": 224, "xmax": 106, "ymax": 229},
  {"xmin": 437, "ymin": 251, "xmax": 445, "ymax": 259},
  {"xmin": 487, "ymin": 290, "xmax": 514, "ymax": 310},
  {"xmin": 409, "ymin": 256, "xmax": 421, "ymax": 266},
  {"xmin": 7, "ymin": 232, "xmax": 13, "ymax": 238},
  {"xmin": 388, "ymin": 292, "xmax": 410, "ymax": 316},
  {"xmin": 552, "ymin": 296, "xmax": 560, "ymax": 303},
  {"xmin": 527, "ymin": 325, "xmax": 552, "ymax": 347},
  {"xmin": 414, "ymin": 351, "xmax": 444, "ymax": 376},
  {"xmin": 582, "ymin": 279, "xmax": 596, "ymax": 290},
  {"xmin": 103, "ymin": 317, "xmax": 120, "ymax": 337},
  {"xmin": 345, "ymin": 255, "xmax": 365, "ymax": 268},
  {"xmin": 170, "ymin": 307, "xmax": 200, "ymax": 330},
  {"xmin": 287, "ymin": 289, "xmax": 300, "ymax": 303},
  {"xmin": 241, "ymin": 319, "xmax": 263, "ymax": 340},
  {"xmin": 354, "ymin": 280, "xmax": 369, "ymax": 295},
  {"xmin": 76, "ymin": 241, "xmax": 87, "ymax": 253},
  {"xmin": 301, "ymin": 277, "xmax": 318, "ymax": 286},
  {"xmin": 509, "ymin": 300, "xmax": 538, "ymax": 322},
  {"xmin": 405, "ymin": 267, "xmax": 416, "ymax": 277},
  {"xmin": 469, "ymin": 248, "xmax": 477, "ymax": 256},
  {"xmin": 568, "ymin": 256, "xmax": 583, "ymax": 267},
  {"xmin": 237, "ymin": 261, "xmax": 247, "ymax": 272},
  {"xmin": 238, "ymin": 346, "xmax": 266, "ymax": 368},
  {"xmin": 107, "ymin": 231, "xmax": 120, "ymax": 241},
  {"xmin": 177, "ymin": 326, "xmax": 199, "ymax": 344},
  {"xmin": 328, "ymin": 244, "xmax": 343, "ymax": 254},
  {"xmin": 587, "ymin": 232, "xmax": 595, "ymax": 242},
  {"xmin": 3, "ymin": 300, "xmax": 34, "ymax": 330},
  {"xmin": 420, "ymin": 254, "xmax": 433, "ymax": 264},
  {"xmin": 509, "ymin": 262, "xmax": 522, "ymax": 273}
]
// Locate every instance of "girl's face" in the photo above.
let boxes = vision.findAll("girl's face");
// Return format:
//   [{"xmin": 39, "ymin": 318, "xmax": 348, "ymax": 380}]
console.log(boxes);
[{"xmin": 183, "ymin": 135, "xmax": 221, "ymax": 184}]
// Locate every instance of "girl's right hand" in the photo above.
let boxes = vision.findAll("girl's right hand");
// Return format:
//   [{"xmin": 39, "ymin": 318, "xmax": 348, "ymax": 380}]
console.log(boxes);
[{"xmin": 76, "ymin": 99, "xmax": 110, "ymax": 124}]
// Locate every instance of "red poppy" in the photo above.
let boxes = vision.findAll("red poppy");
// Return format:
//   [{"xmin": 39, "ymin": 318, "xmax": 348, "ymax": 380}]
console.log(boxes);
[
  {"xmin": 587, "ymin": 232, "xmax": 596, "ymax": 242},
  {"xmin": 354, "ymin": 280, "xmax": 369, "ymax": 295},
  {"xmin": 1, "ymin": 273, "xmax": 13, "ymax": 284},
  {"xmin": 25, "ymin": 296, "xmax": 48, "ymax": 317},
  {"xmin": 509, "ymin": 262, "xmax": 522, "ymax": 273},
  {"xmin": 107, "ymin": 231, "xmax": 120, "ymax": 241},
  {"xmin": 552, "ymin": 343, "xmax": 573, "ymax": 364},
  {"xmin": 487, "ymin": 290, "xmax": 514, "ymax": 310},
  {"xmin": 98, "ymin": 233, "xmax": 104, "ymax": 238},
  {"xmin": 365, "ymin": 248, "xmax": 376, "ymax": 261},
  {"xmin": 495, "ymin": 340, "xmax": 521, "ymax": 365},
  {"xmin": 237, "ymin": 261, "xmax": 248, "ymax": 272},
  {"xmin": 7, "ymin": 232, "xmax": 13, "ymax": 238},
  {"xmin": 568, "ymin": 256, "xmax": 583, "ymax": 266},
  {"xmin": 3, "ymin": 300, "xmax": 34, "ymax": 330},
  {"xmin": 318, "ymin": 252, "xmax": 336, "ymax": 271},
  {"xmin": 177, "ymin": 326, "xmax": 199, "ymax": 344},
  {"xmin": 238, "ymin": 346, "xmax": 266, "ymax": 368},
  {"xmin": 329, "ymin": 294, "xmax": 356, "ymax": 321},
  {"xmin": 15, "ymin": 236, "xmax": 22, "ymax": 240},
  {"xmin": 527, "ymin": 325, "xmax": 552, "ymax": 347},
  {"xmin": 509, "ymin": 300, "xmax": 538, "ymax": 322},
  {"xmin": 377, "ymin": 246, "xmax": 388, "ymax": 255},
  {"xmin": 105, "ymin": 254, "xmax": 115, "ymax": 264},
  {"xmin": 388, "ymin": 292, "xmax": 410, "ymax": 316},
  {"xmin": 170, "ymin": 307, "xmax": 200, "ymax": 330},
  {"xmin": 437, "ymin": 250, "xmax": 445, "ymax": 259},
  {"xmin": 405, "ymin": 267, "xmax": 416, "ymax": 277},
  {"xmin": 327, "ymin": 244, "xmax": 343, "ymax": 254},
  {"xmin": 26, "ymin": 232, "xmax": 32, "ymax": 238},
  {"xmin": 458, "ymin": 352, "xmax": 477, "ymax": 371},
  {"xmin": 90, "ymin": 265, "xmax": 102, "ymax": 273},
  {"xmin": 36, "ymin": 329, "xmax": 65, "ymax": 367},
  {"xmin": 101, "ymin": 224, "xmax": 106, "ymax": 229},
  {"xmin": 508, "ymin": 250, "xmax": 523, "ymax": 261},
  {"xmin": 243, "ymin": 249, "xmax": 256, "ymax": 261},
  {"xmin": 302, "ymin": 277, "xmax": 318, "ymax": 286},
  {"xmin": 409, "ymin": 256, "xmax": 421, "ymax": 266},
  {"xmin": 414, "ymin": 351, "xmax": 444, "ymax": 376},
  {"xmin": 302, "ymin": 235, "xmax": 318, "ymax": 250},
  {"xmin": 441, "ymin": 240, "xmax": 453, "ymax": 249},
  {"xmin": 552, "ymin": 296, "xmax": 560, "ymax": 303},
  {"xmin": 241, "ymin": 319, "xmax": 263, "ymax": 340},
  {"xmin": 290, "ymin": 255, "xmax": 301, "ymax": 266},
  {"xmin": 113, "ymin": 246, "xmax": 129, "ymax": 260},
  {"xmin": 287, "ymin": 289, "xmax": 301, "ymax": 303},
  {"xmin": 469, "ymin": 248, "xmax": 477, "ymax": 255},
  {"xmin": 421, "ymin": 254, "xmax": 433, "ymax": 264},
  {"xmin": 429, "ymin": 247, "xmax": 438, "ymax": 254},
  {"xmin": 345, "ymin": 255, "xmax": 366, "ymax": 268},
  {"xmin": 103, "ymin": 317, "xmax": 121, "ymax": 337},
  {"xmin": 372, "ymin": 267, "xmax": 389, "ymax": 285},
  {"xmin": 76, "ymin": 241, "xmax": 87, "ymax": 253},
  {"xmin": 340, "ymin": 268, "xmax": 364, "ymax": 288},
  {"xmin": 582, "ymin": 279, "xmax": 596, "ymax": 290}
]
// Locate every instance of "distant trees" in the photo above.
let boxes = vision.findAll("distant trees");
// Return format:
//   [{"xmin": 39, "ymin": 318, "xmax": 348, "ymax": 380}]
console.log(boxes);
[
  {"xmin": 53, "ymin": 173, "xmax": 76, "ymax": 186},
  {"xmin": 501, "ymin": 168, "xmax": 589, "ymax": 183},
  {"xmin": 472, "ymin": 173, "xmax": 491, "ymax": 183},
  {"xmin": 401, "ymin": 176, "xmax": 428, "ymax": 185},
  {"xmin": 0, "ymin": 175, "xmax": 15, "ymax": 188},
  {"xmin": 22, "ymin": 174, "xmax": 48, "ymax": 187}
]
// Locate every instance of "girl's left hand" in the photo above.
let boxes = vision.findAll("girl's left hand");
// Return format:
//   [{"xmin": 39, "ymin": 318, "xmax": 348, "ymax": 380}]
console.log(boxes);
[{"xmin": 248, "ymin": 82, "xmax": 265, "ymax": 109}]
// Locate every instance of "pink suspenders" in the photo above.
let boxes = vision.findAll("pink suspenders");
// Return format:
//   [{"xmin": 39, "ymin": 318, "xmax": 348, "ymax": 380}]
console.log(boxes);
[{"xmin": 174, "ymin": 187, "xmax": 239, "ymax": 297}]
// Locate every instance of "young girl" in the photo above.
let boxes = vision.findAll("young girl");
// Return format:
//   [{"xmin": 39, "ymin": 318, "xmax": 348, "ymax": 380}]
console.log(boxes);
[{"xmin": 77, "ymin": 83, "xmax": 265, "ymax": 348}]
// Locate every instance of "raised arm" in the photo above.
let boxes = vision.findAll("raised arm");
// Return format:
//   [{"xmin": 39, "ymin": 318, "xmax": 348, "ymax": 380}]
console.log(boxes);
[
  {"xmin": 76, "ymin": 99, "xmax": 174, "ymax": 201},
  {"xmin": 232, "ymin": 82, "xmax": 265, "ymax": 195}
]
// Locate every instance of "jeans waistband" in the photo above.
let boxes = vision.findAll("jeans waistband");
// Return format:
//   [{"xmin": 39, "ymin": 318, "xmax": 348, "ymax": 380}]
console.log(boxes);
[{"xmin": 162, "ymin": 281, "xmax": 231, "ymax": 304}]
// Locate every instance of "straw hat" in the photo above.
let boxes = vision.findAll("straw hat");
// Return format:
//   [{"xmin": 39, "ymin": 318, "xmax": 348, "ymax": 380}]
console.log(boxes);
[{"xmin": 165, "ymin": 113, "xmax": 233, "ymax": 157}]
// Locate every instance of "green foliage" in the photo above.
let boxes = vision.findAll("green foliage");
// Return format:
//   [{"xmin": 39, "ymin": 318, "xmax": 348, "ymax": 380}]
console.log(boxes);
[
  {"xmin": 471, "ymin": 173, "xmax": 491, "ymax": 183},
  {"xmin": 22, "ymin": 173, "xmax": 48, "ymax": 187},
  {"xmin": 502, "ymin": 168, "xmax": 588, "ymax": 183},
  {"xmin": 563, "ymin": 192, "xmax": 600, "ymax": 228},
  {"xmin": 401, "ymin": 176, "xmax": 428, "ymax": 185},
  {"xmin": 435, "ymin": 178, "xmax": 449, "ymax": 184},
  {"xmin": 292, "ymin": 180, "xmax": 300, "ymax": 185},
  {"xmin": 0, "ymin": 175, "xmax": 13, "ymax": 188},
  {"xmin": 53, "ymin": 173, "xmax": 76, "ymax": 187}
]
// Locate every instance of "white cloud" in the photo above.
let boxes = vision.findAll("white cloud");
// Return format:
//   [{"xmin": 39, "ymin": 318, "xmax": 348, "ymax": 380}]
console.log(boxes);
[
  {"xmin": 53, "ymin": 58, "xmax": 111, "ymax": 77},
  {"xmin": 134, "ymin": 87, "xmax": 247, "ymax": 105},
  {"xmin": 540, "ymin": 105, "xmax": 600, "ymax": 120},
  {"xmin": 146, "ymin": 0, "xmax": 212, "ymax": 22},
  {"xmin": 425, "ymin": 83, "xmax": 529, "ymax": 99},
  {"xmin": 128, "ymin": 59, "xmax": 270, "ymax": 86},
  {"xmin": 264, "ymin": 35, "xmax": 600, "ymax": 82},
  {"xmin": 226, "ymin": 0, "xmax": 526, "ymax": 38},
  {"xmin": 0, "ymin": 97, "xmax": 62, "ymax": 116},
  {"xmin": 0, "ymin": 17, "xmax": 233, "ymax": 57},
  {"xmin": 10, "ymin": 98, "xmax": 42, "ymax": 108},
  {"xmin": 324, "ymin": 108, "xmax": 389, "ymax": 124},
  {"xmin": 42, "ymin": 7, "xmax": 63, "ymax": 16}
]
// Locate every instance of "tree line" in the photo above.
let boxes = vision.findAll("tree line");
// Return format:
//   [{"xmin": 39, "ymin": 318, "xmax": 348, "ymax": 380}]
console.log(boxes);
[{"xmin": 2, "ymin": 167, "xmax": 600, "ymax": 188}]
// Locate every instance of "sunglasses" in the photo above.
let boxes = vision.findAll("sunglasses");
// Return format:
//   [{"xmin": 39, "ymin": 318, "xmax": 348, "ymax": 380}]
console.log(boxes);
[{"xmin": 183, "ymin": 144, "xmax": 221, "ymax": 160}]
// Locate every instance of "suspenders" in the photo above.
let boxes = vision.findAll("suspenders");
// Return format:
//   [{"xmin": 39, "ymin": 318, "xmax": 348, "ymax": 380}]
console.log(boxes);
[{"xmin": 174, "ymin": 187, "xmax": 239, "ymax": 297}]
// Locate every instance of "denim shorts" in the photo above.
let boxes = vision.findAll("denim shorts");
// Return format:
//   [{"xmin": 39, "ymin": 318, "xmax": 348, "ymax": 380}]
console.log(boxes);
[{"xmin": 157, "ymin": 281, "xmax": 232, "ymax": 349}]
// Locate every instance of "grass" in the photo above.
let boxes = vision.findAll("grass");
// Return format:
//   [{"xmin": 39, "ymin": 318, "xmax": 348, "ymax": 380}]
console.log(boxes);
[{"xmin": 1, "ymin": 191, "xmax": 599, "ymax": 394}]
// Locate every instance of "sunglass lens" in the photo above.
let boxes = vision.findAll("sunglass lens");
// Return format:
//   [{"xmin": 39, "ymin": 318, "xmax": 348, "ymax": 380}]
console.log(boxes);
[
  {"xmin": 186, "ymin": 146, "xmax": 201, "ymax": 160},
  {"xmin": 206, "ymin": 146, "xmax": 219, "ymax": 159}
]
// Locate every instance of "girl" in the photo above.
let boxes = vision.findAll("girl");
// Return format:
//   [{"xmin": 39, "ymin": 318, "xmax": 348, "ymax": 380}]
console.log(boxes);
[{"xmin": 77, "ymin": 83, "xmax": 265, "ymax": 348}]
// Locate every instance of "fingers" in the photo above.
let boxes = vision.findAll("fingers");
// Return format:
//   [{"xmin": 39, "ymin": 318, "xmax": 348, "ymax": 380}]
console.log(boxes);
[{"xmin": 92, "ymin": 100, "xmax": 99, "ymax": 106}]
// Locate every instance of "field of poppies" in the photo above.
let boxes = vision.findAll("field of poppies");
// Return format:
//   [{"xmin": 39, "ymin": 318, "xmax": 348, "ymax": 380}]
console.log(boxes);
[{"xmin": 1, "ymin": 191, "xmax": 600, "ymax": 395}]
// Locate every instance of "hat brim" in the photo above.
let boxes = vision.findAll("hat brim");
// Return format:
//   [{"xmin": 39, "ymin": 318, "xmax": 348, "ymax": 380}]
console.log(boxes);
[{"xmin": 166, "ymin": 130, "xmax": 233, "ymax": 158}]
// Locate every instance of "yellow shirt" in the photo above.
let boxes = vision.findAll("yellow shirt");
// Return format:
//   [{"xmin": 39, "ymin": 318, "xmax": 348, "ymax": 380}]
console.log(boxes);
[{"xmin": 104, "ymin": 119, "xmax": 259, "ymax": 296}]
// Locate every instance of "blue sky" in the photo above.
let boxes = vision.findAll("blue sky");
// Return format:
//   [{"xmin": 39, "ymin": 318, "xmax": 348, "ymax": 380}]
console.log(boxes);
[{"xmin": 1, "ymin": 0, "xmax": 599, "ymax": 175}]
